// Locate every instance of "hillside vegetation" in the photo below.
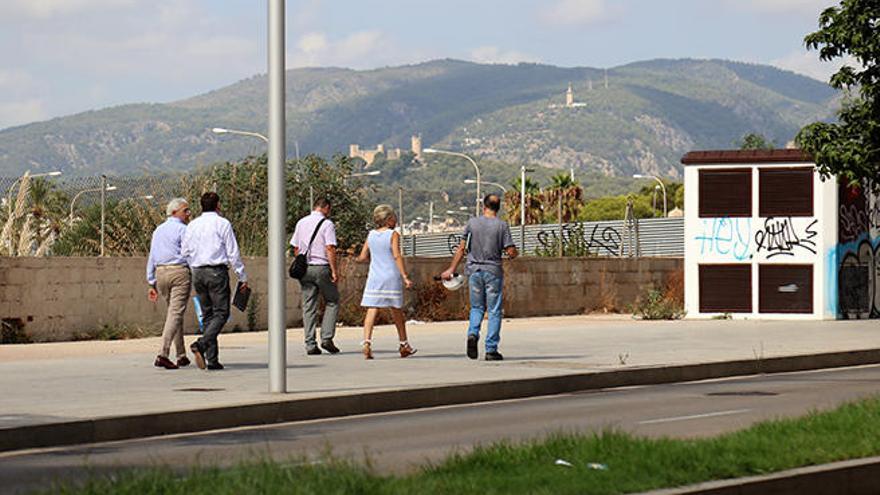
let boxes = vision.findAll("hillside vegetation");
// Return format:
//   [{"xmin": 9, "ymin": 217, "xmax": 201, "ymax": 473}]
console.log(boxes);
[{"xmin": 0, "ymin": 59, "xmax": 837, "ymax": 179}]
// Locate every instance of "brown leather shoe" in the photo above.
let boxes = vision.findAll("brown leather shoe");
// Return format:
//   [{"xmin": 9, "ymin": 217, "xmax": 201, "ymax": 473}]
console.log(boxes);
[
  {"xmin": 154, "ymin": 355, "xmax": 178, "ymax": 370},
  {"xmin": 190, "ymin": 343, "xmax": 206, "ymax": 370},
  {"xmin": 177, "ymin": 356, "xmax": 191, "ymax": 367},
  {"xmin": 363, "ymin": 341, "xmax": 373, "ymax": 360},
  {"xmin": 399, "ymin": 343, "xmax": 417, "ymax": 358}
]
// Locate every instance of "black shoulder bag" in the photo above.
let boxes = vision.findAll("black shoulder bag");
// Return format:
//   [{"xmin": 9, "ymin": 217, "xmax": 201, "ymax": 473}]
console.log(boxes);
[{"xmin": 289, "ymin": 218, "xmax": 327, "ymax": 280}]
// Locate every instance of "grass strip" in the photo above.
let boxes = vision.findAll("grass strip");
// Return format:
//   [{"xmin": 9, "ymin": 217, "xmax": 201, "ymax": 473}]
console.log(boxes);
[{"xmin": 48, "ymin": 396, "xmax": 880, "ymax": 495}]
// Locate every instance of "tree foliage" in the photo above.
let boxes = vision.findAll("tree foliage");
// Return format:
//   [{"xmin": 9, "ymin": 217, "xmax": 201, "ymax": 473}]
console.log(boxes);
[
  {"xmin": 796, "ymin": 0, "xmax": 880, "ymax": 183},
  {"xmin": 737, "ymin": 133, "xmax": 775, "ymax": 150},
  {"xmin": 53, "ymin": 155, "xmax": 373, "ymax": 257}
]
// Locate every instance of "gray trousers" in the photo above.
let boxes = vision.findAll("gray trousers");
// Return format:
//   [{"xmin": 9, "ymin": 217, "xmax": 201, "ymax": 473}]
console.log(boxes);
[
  {"xmin": 192, "ymin": 266, "xmax": 230, "ymax": 365},
  {"xmin": 300, "ymin": 265, "xmax": 339, "ymax": 349}
]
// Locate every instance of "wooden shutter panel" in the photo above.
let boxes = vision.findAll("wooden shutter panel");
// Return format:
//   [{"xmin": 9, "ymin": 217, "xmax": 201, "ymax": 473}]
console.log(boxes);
[
  {"xmin": 699, "ymin": 264, "xmax": 752, "ymax": 313},
  {"xmin": 758, "ymin": 264, "xmax": 813, "ymax": 314},
  {"xmin": 759, "ymin": 168, "xmax": 813, "ymax": 217},
  {"xmin": 699, "ymin": 169, "xmax": 752, "ymax": 218}
]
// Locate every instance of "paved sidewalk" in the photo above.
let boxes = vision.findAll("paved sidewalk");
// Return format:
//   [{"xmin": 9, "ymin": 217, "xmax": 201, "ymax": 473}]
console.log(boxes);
[{"xmin": 1, "ymin": 315, "xmax": 879, "ymax": 432}]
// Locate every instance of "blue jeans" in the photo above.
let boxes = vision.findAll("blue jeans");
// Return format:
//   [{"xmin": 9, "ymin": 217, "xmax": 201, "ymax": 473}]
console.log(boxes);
[{"xmin": 468, "ymin": 271, "xmax": 504, "ymax": 352}]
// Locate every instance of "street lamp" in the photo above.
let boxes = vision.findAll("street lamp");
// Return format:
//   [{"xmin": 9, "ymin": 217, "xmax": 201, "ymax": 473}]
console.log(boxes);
[
  {"xmin": 211, "ymin": 127, "xmax": 269, "ymax": 143},
  {"xmin": 520, "ymin": 166, "xmax": 535, "ymax": 252},
  {"xmin": 464, "ymin": 178, "xmax": 507, "ymax": 193},
  {"xmin": 424, "ymin": 148, "xmax": 482, "ymax": 217},
  {"xmin": 6, "ymin": 171, "xmax": 62, "ymax": 210},
  {"xmin": 69, "ymin": 181, "xmax": 117, "ymax": 257},
  {"xmin": 348, "ymin": 170, "xmax": 381, "ymax": 178},
  {"xmin": 633, "ymin": 174, "xmax": 667, "ymax": 217},
  {"xmin": 69, "ymin": 184, "xmax": 117, "ymax": 219}
]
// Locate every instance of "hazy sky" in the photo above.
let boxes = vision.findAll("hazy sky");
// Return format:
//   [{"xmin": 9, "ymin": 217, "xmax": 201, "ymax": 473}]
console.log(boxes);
[{"xmin": 0, "ymin": 0, "xmax": 849, "ymax": 130}]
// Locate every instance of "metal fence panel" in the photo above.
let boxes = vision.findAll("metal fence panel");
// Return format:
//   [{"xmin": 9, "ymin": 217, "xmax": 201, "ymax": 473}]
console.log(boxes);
[{"xmin": 402, "ymin": 217, "xmax": 684, "ymax": 258}]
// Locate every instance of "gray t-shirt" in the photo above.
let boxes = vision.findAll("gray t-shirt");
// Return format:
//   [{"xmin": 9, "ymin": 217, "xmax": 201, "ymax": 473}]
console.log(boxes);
[{"xmin": 463, "ymin": 216, "xmax": 515, "ymax": 277}]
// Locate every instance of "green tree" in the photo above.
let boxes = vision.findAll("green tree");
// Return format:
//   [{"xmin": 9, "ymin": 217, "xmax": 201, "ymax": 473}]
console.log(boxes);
[
  {"xmin": 578, "ymin": 195, "xmax": 658, "ymax": 222},
  {"xmin": 54, "ymin": 154, "xmax": 374, "ymax": 257},
  {"xmin": 544, "ymin": 173, "xmax": 584, "ymax": 223},
  {"xmin": 796, "ymin": 0, "xmax": 880, "ymax": 183},
  {"xmin": 737, "ymin": 133, "xmax": 775, "ymax": 150},
  {"xmin": 504, "ymin": 177, "xmax": 544, "ymax": 226}
]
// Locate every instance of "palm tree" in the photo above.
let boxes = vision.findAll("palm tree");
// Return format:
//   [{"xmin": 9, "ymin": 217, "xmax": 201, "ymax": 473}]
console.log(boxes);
[
  {"xmin": 545, "ymin": 173, "xmax": 584, "ymax": 223},
  {"xmin": 505, "ymin": 177, "xmax": 544, "ymax": 226}
]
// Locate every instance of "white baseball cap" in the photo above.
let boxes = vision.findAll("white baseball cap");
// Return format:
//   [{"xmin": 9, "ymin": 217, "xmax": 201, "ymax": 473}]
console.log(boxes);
[{"xmin": 442, "ymin": 273, "xmax": 465, "ymax": 291}]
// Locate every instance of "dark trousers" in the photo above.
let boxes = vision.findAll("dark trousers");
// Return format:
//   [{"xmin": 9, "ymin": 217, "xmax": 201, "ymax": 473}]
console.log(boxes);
[{"xmin": 192, "ymin": 266, "xmax": 230, "ymax": 365}]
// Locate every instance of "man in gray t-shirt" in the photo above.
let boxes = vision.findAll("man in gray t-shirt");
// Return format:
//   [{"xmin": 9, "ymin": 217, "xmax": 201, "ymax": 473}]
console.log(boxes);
[{"xmin": 442, "ymin": 194, "xmax": 518, "ymax": 361}]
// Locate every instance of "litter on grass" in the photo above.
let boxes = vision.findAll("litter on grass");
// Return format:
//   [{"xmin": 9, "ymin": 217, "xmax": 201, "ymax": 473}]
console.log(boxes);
[
  {"xmin": 554, "ymin": 459, "xmax": 574, "ymax": 467},
  {"xmin": 587, "ymin": 463, "xmax": 608, "ymax": 470}
]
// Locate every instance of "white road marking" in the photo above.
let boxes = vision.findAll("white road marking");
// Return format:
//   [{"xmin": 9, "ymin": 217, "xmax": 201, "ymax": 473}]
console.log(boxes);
[{"xmin": 638, "ymin": 409, "xmax": 752, "ymax": 425}]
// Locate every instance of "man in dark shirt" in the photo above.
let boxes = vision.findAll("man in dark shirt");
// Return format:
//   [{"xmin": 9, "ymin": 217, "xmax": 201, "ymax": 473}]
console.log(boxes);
[{"xmin": 442, "ymin": 194, "xmax": 518, "ymax": 360}]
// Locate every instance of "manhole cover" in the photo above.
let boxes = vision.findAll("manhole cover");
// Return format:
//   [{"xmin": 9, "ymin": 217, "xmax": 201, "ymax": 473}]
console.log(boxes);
[
  {"xmin": 706, "ymin": 391, "xmax": 779, "ymax": 397},
  {"xmin": 174, "ymin": 388, "xmax": 226, "ymax": 392}
]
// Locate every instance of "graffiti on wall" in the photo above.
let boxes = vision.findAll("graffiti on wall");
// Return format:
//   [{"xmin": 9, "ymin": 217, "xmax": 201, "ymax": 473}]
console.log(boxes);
[
  {"xmin": 694, "ymin": 217, "xmax": 752, "ymax": 261},
  {"xmin": 836, "ymin": 181, "xmax": 880, "ymax": 319},
  {"xmin": 536, "ymin": 224, "xmax": 622, "ymax": 257},
  {"xmin": 754, "ymin": 217, "xmax": 818, "ymax": 259}
]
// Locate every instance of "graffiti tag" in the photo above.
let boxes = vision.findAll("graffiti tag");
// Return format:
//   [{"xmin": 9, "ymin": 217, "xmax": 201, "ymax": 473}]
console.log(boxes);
[
  {"xmin": 536, "ymin": 224, "xmax": 622, "ymax": 256},
  {"xmin": 446, "ymin": 233, "xmax": 464, "ymax": 255},
  {"xmin": 754, "ymin": 217, "xmax": 818, "ymax": 259},
  {"xmin": 694, "ymin": 217, "xmax": 752, "ymax": 261}
]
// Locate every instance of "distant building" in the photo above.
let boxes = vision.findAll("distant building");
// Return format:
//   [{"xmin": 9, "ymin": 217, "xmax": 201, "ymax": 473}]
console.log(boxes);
[
  {"xmin": 350, "ymin": 134, "xmax": 423, "ymax": 166},
  {"xmin": 549, "ymin": 83, "xmax": 586, "ymax": 109}
]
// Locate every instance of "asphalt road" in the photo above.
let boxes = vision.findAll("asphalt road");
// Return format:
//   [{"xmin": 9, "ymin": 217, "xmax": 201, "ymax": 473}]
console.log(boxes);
[{"xmin": 4, "ymin": 365, "xmax": 880, "ymax": 494}]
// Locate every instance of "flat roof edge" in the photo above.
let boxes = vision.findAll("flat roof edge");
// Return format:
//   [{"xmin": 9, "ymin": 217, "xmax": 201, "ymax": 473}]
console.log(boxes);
[{"xmin": 681, "ymin": 149, "xmax": 812, "ymax": 165}]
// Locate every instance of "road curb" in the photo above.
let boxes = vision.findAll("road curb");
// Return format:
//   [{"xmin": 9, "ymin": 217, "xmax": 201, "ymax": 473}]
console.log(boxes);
[
  {"xmin": 3, "ymin": 348, "xmax": 880, "ymax": 453},
  {"xmin": 638, "ymin": 455, "xmax": 880, "ymax": 494}
]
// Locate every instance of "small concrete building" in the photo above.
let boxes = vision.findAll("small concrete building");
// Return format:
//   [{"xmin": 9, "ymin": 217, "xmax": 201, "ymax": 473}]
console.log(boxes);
[{"xmin": 681, "ymin": 149, "xmax": 879, "ymax": 320}]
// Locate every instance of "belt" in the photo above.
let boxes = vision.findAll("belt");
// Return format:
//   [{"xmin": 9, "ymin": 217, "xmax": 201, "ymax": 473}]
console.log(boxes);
[
  {"xmin": 193, "ymin": 264, "xmax": 227, "ymax": 270},
  {"xmin": 157, "ymin": 263, "xmax": 187, "ymax": 268}
]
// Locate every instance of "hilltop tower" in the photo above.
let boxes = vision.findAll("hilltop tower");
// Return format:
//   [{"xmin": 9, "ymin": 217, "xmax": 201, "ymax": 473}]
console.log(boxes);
[
  {"xmin": 411, "ymin": 134, "xmax": 423, "ymax": 160},
  {"xmin": 565, "ymin": 83, "xmax": 574, "ymax": 108}
]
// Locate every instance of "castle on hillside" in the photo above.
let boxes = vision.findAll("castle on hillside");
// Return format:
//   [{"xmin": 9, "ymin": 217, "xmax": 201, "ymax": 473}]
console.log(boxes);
[{"xmin": 350, "ymin": 134, "xmax": 423, "ymax": 166}]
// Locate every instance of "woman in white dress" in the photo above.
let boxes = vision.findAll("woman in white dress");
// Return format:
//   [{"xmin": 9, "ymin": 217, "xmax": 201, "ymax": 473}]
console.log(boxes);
[{"xmin": 356, "ymin": 205, "xmax": 417, "ymax": 360}]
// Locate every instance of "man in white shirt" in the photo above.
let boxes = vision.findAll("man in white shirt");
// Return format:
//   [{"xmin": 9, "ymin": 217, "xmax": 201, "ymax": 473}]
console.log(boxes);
[
  {"xmin": 181, "ymin": 192, "xmax": 248, "ymax": 370},
  {"xmin": 146, "ymin": 197, "xmax": 192, "ymax": 370},
  {"xmin": 290, "ymin": 197, "xmax": 340, "ymax": 355}
]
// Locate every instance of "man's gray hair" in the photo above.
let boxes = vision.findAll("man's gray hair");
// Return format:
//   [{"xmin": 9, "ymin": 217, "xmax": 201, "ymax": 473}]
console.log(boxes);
[{"xmin": 166, "ymin": 198, "xmax": 188, "ymax": 216}]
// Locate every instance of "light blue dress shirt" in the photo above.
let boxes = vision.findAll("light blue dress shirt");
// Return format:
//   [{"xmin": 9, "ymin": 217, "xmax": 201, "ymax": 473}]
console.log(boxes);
[
  {"xmin": 181, "ymin": 212, "xmax": 248, "ymax": 282},
  {"xmin": 146, "ymin": 217, "xmax": 188, "ymax": 286}
]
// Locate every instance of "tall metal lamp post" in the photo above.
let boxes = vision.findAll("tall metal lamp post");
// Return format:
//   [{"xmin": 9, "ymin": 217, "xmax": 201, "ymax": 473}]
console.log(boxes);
[
  {"xmin": 519, "ymin": 166, "xmax": 535, "ymax": 252},
  {"xmin": 423, "ymin": 148, "xmax": 481, "ymax": 217},
  {"xmin": 633, "ymin": 174, "xmax": 667, "ymax": 217},
  {"xmin": 69, "ymin": 181, "xmax": 117, "ymax": 256},
  {"xmin": 267, "ymin": 0, "xmax": 287, "ymax": 393},
  {"xmin": 5, "ymin": 171, "xmax": 62, "ymax": 211}
]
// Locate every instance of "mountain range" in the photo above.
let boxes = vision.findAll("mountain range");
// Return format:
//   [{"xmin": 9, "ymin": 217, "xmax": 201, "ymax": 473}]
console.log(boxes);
[{"xmin": 0, "ymin": 58, "xmax": 838, "ymax": 178}]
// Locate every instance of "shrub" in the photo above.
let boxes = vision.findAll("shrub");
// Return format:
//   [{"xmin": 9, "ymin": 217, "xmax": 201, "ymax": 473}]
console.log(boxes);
[{"xmin": 632, "ymin": 288, "xmax": 685, "ymax": 320}]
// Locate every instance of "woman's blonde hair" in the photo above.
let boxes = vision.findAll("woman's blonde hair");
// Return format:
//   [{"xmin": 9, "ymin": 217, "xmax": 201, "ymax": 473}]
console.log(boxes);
[{"xmin": 372, "ymin": 204, "xmax": 396, "ymax": 227}]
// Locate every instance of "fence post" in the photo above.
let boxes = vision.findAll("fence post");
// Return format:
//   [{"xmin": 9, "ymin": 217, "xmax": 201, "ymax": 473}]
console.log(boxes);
[{"xmin": 557, "ymin": 191, "xmax": 563, "ymax": 258}]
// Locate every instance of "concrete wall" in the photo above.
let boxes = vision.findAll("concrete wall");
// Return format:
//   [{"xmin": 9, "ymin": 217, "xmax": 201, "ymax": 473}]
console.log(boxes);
[{"xmin": 0, "ymin": 256, "xmax": 682, "ymax": 342}]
